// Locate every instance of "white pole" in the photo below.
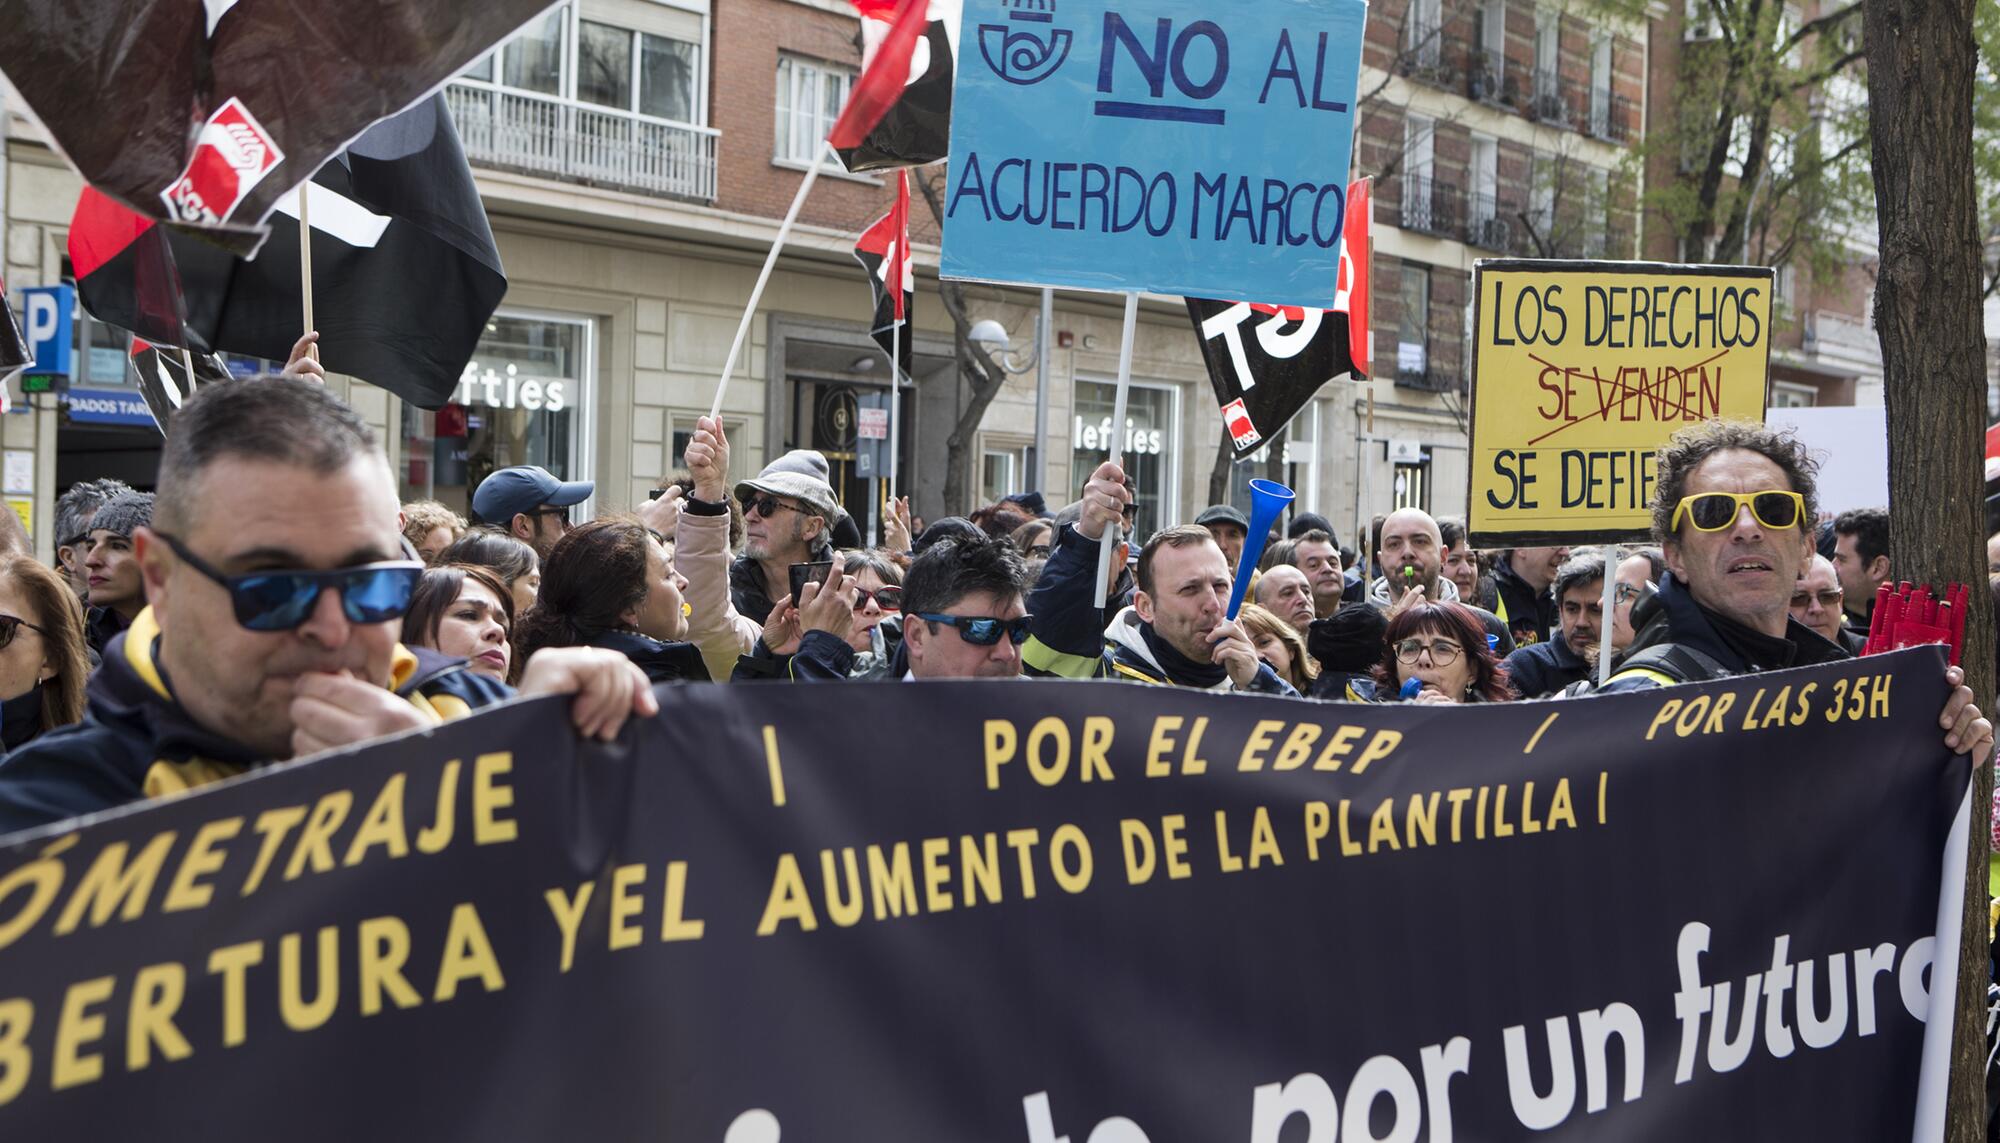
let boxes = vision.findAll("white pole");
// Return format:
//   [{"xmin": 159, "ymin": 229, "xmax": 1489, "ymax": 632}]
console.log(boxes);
[
  {"xmin": 709, "ymin": 141, "xmax": 831, "ymax": 420},
  {"xmin": 1032, "ymin": 287, "xmax": 1053, "ymax": 488},
  {"xmin": 298, "ymin": 182, "xmax": 316, "ymax": 362},
  {"xmin": 1093, "ymin": 292, "xmax": 1140, "ymax": 607},
  {"xmin": 887, "ymin": 317, "xmax": 901, "ymax": 506},
  {"xmin": 1597, "ymin": 545, "xmax": 1618, "ymax": 686}
]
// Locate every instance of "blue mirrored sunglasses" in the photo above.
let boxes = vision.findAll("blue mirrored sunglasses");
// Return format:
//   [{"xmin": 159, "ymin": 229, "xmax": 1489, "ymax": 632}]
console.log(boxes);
[
  {"xmin": 915, "ymin": 612, "xmax": 1033, "ymax": 647},
  {"xmin": 154, "ymin": 532, "xmax": 423, "ymax": 632}
]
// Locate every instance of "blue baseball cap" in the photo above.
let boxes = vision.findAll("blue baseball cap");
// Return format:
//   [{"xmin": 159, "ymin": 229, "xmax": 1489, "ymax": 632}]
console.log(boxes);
[{"xmin": 472, "ymin": 466, "xmax": 594, "ymax": 526}]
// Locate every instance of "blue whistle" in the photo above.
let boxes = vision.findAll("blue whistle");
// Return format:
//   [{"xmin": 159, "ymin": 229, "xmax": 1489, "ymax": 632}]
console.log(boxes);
[{"xmin": 1400, "ymin": 677, "xmax": 1423, "ymax": 700}]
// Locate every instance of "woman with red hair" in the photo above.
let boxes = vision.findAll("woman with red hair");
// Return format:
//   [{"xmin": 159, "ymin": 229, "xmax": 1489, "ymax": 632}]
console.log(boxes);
[{"xmin": 1369, "ymin": 600, "xmax": 1515, "ymax": 704}]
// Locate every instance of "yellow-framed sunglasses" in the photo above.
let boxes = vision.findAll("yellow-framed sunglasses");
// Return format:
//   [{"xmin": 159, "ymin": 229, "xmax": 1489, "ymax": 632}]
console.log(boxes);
[{"xmin": 1670, "ymin": 490, "xmax": 1806, "ymax": 533}]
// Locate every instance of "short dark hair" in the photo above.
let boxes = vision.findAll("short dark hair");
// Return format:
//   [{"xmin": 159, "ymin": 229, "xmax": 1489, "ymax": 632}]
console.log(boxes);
[
  {"xmin": 154, "ymin": 376, "xmax": 378, "ymax": 532},
  {"xmin": 1292, "ymin": 528, "xmax": 1334, "ymax": 548},
  {"xmin": 1260, "ymin": 538, "xmax": 1300, "ymax": 572},
  {"xmin": 1833, "ymin": 507, "xmax": 1889, "ymax": 567},
  {"xmin": 901, "ymin": 535, "xmax": 1030, "ymax": 618},
  {"xmin": 1136, "ymin": 524, "xmax": 1218, "ymax": 596},
  {"xmin": 841, "ymin": 548, "xmax": 905, "ymax": 586},
  {"xmin": 1289, "ymin": 512, "xmax": 1334, "ymax": 539},
  {"xmin": 1651, "ymin": 420, "xmax": 1819, "ymax": 545},
  {"xmin": 54, "ymin": 478, "xmax": 132, "ymax": 548},
  {"xmin": 1554, "ymin": 550, "xmax": 1608, "ymax": 600},
  {"xmin": 440, "ymin": 528, "xmax": 540, "ymax": 587},
  {"xmin": 1438, "ymin": 517, "xmax": 1468, "ymax": 550}
]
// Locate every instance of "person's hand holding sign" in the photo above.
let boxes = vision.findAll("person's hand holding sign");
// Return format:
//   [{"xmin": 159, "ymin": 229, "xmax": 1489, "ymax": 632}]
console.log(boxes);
[
  {"xmin": 1077, "ymin": 462, "xmax": 1132, "ymax": 542},
  {"xmin": 685, "ymin": 416, "xmax": 731, "ymax": 504}
]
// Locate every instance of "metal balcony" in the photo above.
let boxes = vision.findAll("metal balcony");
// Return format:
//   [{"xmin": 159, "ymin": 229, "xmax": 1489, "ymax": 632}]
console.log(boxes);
[
  {"xmin": 1463, "ymin": 194, "xmax": 1515, "ymax": 251},
  {"xmin": 445, "ymin": 82, "xmax": 720, "ymax": 203},
  {"xmin": 1399, "ymin": 176, "xmax": 1463, "ymax": 237}
]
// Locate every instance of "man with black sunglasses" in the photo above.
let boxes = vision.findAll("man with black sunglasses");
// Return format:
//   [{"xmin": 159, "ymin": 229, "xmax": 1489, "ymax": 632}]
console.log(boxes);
[
  {"xmin": 0, "ymin": 378, "xmax": 658, "ymax": 837},
  {"xmin": 1598, "ymin": 421, "xmax": 1990, "ymax": 767}
]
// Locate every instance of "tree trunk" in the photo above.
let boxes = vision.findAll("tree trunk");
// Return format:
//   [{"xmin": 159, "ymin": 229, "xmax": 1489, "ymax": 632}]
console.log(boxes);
[
  {"xmin": 1864, "ymin": 0, "xmax": 1993, "ymax": 1134},
  {"xmin": 1206, "ymin": 433, "xmax": 1233, "ymax": 507},
  {"xmin": 915, "ymin": 171, "xmax": 1012, "ymax": 516}
]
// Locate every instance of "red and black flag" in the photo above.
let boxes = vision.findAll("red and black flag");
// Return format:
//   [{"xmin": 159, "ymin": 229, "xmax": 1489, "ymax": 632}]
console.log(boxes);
[
  {"xmin": 0, "ymin": 280, "xmax": 30, "ymax": 378},
  {"xmin": 829, "ymin": 0, "xmax": 934, "ymax": 156},
  {"xmin": 0, "ymin": 0, "xmax": 553, "ymax": 255},
  {"xmin": 838, "ymin": 0, "xmax": 959, "ymax": 172},
  {"xmin": 128, "ymin": 337, "xmax": 233, "ymax": 434},
  {"xmin": 1189, "ymin": 179, "xmax": 1375, "ymax": 454},
  {"xmin": 69, "ymin": 97, "xmax": 506, "ymax": 410},
  {"xmin": 854, "ymin": 172, "xmax": 914, "ymax": 375}
]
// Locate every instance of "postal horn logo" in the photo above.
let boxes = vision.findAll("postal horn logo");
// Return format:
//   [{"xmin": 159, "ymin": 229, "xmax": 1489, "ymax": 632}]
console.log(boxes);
[{"xmin": 978, "ymin": 0, "xmax": 1074, "ymax": 86}]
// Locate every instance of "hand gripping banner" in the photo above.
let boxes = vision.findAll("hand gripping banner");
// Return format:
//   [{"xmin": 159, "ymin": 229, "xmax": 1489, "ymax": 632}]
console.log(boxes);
[{"xmin": 0, "ymin": 649, "xmax": 1967, "ymax": 1140}]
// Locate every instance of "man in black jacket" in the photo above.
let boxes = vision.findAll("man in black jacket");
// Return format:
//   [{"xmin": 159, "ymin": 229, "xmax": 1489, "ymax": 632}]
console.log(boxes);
[
  {"xmin": 0, "ymin": 378, "xmax": 655, "ymax": 838},
  {"xmin": 1600, "ymin": 421, "xmax": 1990, "ymax": 768},
  {"xmin": 1504, "ymin": 551, "xmax": 1612, "ymax": 698},
  {"xmin": 1490, "ymin": 545, "xmax": 1568, "ymax": 647}
]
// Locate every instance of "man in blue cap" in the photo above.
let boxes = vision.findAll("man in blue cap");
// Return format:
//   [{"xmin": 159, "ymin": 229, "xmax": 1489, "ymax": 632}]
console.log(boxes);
[{"xmin": 472, "ymin": 465, "xmax": 594, "ymax": 559}]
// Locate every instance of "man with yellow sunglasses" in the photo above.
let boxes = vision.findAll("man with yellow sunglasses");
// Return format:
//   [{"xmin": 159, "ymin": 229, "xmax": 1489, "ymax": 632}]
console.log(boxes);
[{"xmin": 1599, "ymin": 422, "xmax": 1990, "ymax": 768}]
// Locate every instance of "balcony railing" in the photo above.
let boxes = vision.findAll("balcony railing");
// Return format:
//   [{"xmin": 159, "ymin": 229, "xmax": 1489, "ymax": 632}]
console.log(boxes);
[
  {"xmin": 1402, "ymin": 19, "xmax": 1462, "ymax": 88},
  {"xmin": 1399, "ymin": 175, "xmax": 1462, "ymax": 237},
  {"xmin": 445, "ymin": 82, "xmax": 720, "ymax": 203},
  {"xmin": 1586, "ymin": 93, "xmax": 1638, "ymax": 145},
  {"xmin": 1396, "ymin": 360, "xmax": 1463, "ymax": 392},
  {"xmin": 1465, "ymin": 48, "xmax": 1507, "ymax": 102},
  {"xmin": 1463, "ymin": 193, "xmax": 1515, "ymax": 251},
  {"xmin": 1527, "ymin": 68, "xmax": 1576, "ymax": 128}
]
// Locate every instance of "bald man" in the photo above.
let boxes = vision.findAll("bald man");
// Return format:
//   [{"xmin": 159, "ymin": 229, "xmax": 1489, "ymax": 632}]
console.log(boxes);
[
  {"xmin": 1254, "ymin": 564, "xmax": 1316, "ymax": 632},
  {"xmin": 1368, "ymin": 507, "xmax": 1516, "ymax": 656},
  {"xmin": 1790, "ymin": 554, "xmax": 1862, "ymax": 654}
]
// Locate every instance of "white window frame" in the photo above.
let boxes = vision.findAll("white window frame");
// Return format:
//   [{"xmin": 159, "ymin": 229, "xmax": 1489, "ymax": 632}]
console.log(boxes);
[
  {"xmin": 460, "ymin": 3, "xmax": 711, "ymax": 128},
  {"xmin": 1770, "ymin": 381, "xmax": 1818, "ymax": 408},
  {"xmin": 1480, "ymin": 0, "xmax": 1508, "ymax": 79},
  {"xmin": 775, "ymin": 54, "xmax": 856, "ymax": 172},
  {"xmin": 1589, "ymin": 31, "xmax": 1613, "ymax": 135},
  {"xmin": 1469, "ymin": 133, "xmax": 1499, "ymax": 226},
  {"xmin": 487, "ymin": 307, "xmax": 600, "ymax": 521}
]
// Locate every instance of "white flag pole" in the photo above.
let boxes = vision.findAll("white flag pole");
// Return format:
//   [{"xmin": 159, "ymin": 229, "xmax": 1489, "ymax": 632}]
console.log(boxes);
[
  {"xmin": 1093, "ymin": 292, "xmax": 1140, "ymax": 607},
  {"xmin": 709, "ymin": 141, "xmax": 832, "ymax": 421},
  {"xmin": 298, "ymin": 182, "xmax": 317, "ymax": 363},
  {"xmin": 887, "ymin": 317, "xmax": 901, "ymax": 507}
]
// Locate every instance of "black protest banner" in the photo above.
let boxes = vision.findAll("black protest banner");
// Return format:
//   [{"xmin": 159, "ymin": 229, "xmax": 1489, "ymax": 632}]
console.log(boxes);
[
  {"xmin": 0, "ymin": 649, "xmax": 1966, "ymax": 1140},
  {"xmin": 0, "ymin": 0, "xmax": 550, "ymax": 254},
  {"xmin": 127, "ymin": 339, "xmax": 233, "ymax": 434},
  {"xmin": 1190, "ymin": 179, "xmax": 1373, "ymax": 454}
]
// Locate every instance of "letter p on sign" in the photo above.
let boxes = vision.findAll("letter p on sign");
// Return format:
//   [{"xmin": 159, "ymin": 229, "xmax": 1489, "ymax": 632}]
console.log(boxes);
[{"xmin": 19, "ymin": 285, "xmax": 74, "ymax": 376}]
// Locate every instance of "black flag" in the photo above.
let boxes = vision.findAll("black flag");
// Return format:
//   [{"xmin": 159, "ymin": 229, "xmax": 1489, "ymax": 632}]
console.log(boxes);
[
  {"xmin": 70, "ymin": 97, "xmax": 506, "ymax": 410},
  {"xmin": 0, "ymin": 279, "xmax": 29, "ymax": 376},
  {"xmin": 0, "ymin": 0, "xmax": 553, "ymax": 254},
  {"xmin": 1189, "ymin": 179, "xmax": 1373, "ymax": 454},
  {"xmin": 128, "ymin": 338, "xmax": 232, "ymax": 434},
  {"xmin": 853, "ymin": 173, "xmax": 913, "ymax": 375},
  {"xmin": 837, "ymin": 0, "xmax": 957, "ymax": 172}
]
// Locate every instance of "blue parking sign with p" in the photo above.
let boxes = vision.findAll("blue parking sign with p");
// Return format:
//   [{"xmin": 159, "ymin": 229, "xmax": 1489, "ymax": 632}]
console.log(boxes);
[
  {"xmin": 20, "ymin": 285, "xmax": 73, "ymax": 377},
  {"xmin": 941, "ymin": 0, "xmax": 1368, "ymax": 309}
]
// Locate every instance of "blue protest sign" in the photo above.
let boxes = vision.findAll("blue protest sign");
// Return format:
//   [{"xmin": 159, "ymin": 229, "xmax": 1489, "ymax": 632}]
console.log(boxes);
[
  {"xmin": 19, "ymin": 285, "xmax": 73, "ymax": 376},
  {"xmin": 941, "ymin": 0, "xmax": 1366, "ymax": 308}
]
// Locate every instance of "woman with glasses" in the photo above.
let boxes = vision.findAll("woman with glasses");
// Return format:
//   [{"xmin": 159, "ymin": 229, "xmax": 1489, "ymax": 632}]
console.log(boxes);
[
  {"xmin": 516, "ymin": 518, "xmax": 710, "ymax": 683},
  {"xmin": 402, "ymin": 565, "xmax": 517, "ymax": 684},
  {"xmin": 0, "ymin": 557, "xmax": 88, "ymax": 754},
  {"xmin": 841, "ymin": 550, "xmax": 904, "ymax": 680},
  {"xmin": 1369, "ymin": 601, "xmax": 1515, "ymax": 704},
  {"xmin": 439, "ymin": 528, "xmax": 542, "ymax": 616},
  {"xmin": 1011, "ymin": 519, "xmax": 1055, "ymax": 582}
]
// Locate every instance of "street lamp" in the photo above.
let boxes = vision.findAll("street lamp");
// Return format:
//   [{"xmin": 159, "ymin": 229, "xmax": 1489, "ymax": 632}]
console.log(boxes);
[{"xmin": 968, "ymin": 319, "xmax": 1036, "ymax": 373}]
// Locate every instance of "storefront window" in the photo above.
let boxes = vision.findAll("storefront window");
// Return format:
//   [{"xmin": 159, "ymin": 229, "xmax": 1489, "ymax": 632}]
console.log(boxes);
[
  {"xmin": 400, "ymin": 313, "xmax": 593, "ymax": 521},
  {"xmin": 1071, "ymin": 379, "xmax": 1177, "ymax": 540}
]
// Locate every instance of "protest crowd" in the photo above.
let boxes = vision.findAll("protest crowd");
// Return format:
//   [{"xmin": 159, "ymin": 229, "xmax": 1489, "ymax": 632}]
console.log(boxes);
[{"xmin": 0, "ymin": 352, "xmax": 1985, "ymax": 834}]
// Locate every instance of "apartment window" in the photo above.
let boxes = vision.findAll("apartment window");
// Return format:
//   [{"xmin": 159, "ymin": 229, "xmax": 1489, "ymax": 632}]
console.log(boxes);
[
  {"xmin": 1584, "ymin": 167, "xmax": 1609, "ymax": 256},
  {"xmin": 1406, "ymin": 0, "xmax": 1444, "ymax": 66},
  {"xmin": 1394, "ymin": 460, "xmax": 1431, "ymax": 512},
  {"xmin": 1528, "ymin": 153, "xmax": 1556, "ymax": 249},
  {"xmin": 1469, "ymin": 134, "xmax": 1500, "ymax": 245},
  {"xmin": 502, "ymin": 8, "xmax": 566, "ymax": 95},
  {"xmin": 1478, "ymin": 0, "xmax": 1507, "ymax": 84},
  {"xmin": 1533, "ymin": 10, "xmax": 1560, "ymax": 99},
  {"xmin": 1071, "ymin": 378, "xmax": 1178, "ymax": 539},
  {"xmin": 981, "ymin": 450, "xmax": 1018, "ymax": 505},
  {"xmin": 1589, "ymin": 33, "xmax": 1612, "ymax": 136},
  {"xmin": 1402, "ymin": 114, "xmax": 1436, "ymax": 231},
  {"xmin": 579, "ymin": 21, "xmax": 701, "ymax": 123},
  {"xmin": 1775, "ymin": 264, "xmax": 1796, "ymax": 313},
  {"xmin": 1398, "ymin": 264, "xmax": 1431, "ymax": 380},
  {"xmin": 1770, "ymin": 382, "xmax": 1818, "ymax": 409},
  {"xmin": 776, "ymin": 55, "xmax": 855, "ymax": 167}
]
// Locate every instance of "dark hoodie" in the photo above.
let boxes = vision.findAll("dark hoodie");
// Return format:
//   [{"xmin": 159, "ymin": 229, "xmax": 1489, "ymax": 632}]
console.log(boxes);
[
  {"xmin": 1306, "ymin": 604, "xmax": 1389, "ymax": 700},
  {"xmin": 586, "ymin": 629, "xmax": 711, "ymax": 684},
  {"xmin": 0, "ymin": 608, "xmax": 512, "ymax": 838},
  {"xmin": 1599, "ymin": 572, "xmax": 1846, "ymax": 692},
  {"xmin": 1491, "ymin": 553, "xmax": 1558, "ymax": 647}
]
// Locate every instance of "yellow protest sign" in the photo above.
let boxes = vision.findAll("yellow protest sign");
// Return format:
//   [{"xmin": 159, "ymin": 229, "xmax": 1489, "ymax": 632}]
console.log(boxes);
[{"xmin": 1466, "ymin": 260, "xmax": 1774, "ymax": 546}]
